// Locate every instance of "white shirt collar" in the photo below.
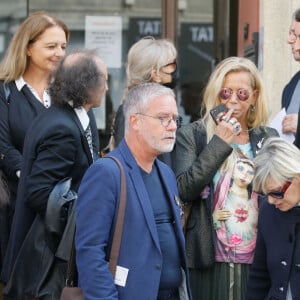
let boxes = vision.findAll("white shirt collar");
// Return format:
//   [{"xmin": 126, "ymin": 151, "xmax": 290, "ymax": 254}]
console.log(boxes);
[
  {"xmin": 15, "ymin": 77, "xmax": 26, "ymax": 91},
  {"xmin": 15, "ymin": 76, "xmax": 51, "ymax": 108},
  {"xmin": 74, "ymin": 107, "xmax": 90, "ymax": 131}
]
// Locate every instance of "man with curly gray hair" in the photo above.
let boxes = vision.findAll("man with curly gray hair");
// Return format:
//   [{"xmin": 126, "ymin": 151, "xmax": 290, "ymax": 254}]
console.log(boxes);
[{"xmin": 2, "ymin": 49, "xmax": 108, "ymax": 299}]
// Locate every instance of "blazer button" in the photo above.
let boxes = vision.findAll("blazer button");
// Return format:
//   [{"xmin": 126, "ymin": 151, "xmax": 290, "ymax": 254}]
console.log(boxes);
[
  {"xmin": 281, "ymin": 260, "xmax": 287, "ymax": 266},
  {"xmin": 155, "ymin": 264, "xmax": 161, "ymax": 270},
  {"xmin": 279, "ymin": 286, "xmax": 284, "ymax": 292},
  {"xmin": 295, "ymin": 263, "xmax": 300, "ymax": 271}
]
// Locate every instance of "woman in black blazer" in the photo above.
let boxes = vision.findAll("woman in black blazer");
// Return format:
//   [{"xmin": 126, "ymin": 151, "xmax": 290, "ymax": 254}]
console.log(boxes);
[
  {"xmin": 0, "ymin": 12, "xmax": 99, "ymax": 276},
  {"xmin": 246, "ymin": 137, "xmax": 300, "ymax": 299},
  {"xmin": 0, "ymin": 11, "xmax": 69, "ymax": 277}
]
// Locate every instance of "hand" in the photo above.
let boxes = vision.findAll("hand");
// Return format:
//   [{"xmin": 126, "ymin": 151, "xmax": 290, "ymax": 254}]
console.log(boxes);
[
  {"xmin": 213, "ymin": 208, "xmax": 231, "ymax": 221},
  {"xmin": 282, "ymin": 113, "xmax": 298, "ymax": 134},
  {"xmin": 214, "ymin": 108, "xmax": 241, "ymax": 144}
]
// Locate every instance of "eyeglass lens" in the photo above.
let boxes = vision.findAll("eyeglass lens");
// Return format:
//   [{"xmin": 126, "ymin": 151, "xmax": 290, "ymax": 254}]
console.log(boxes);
[
  {"xmin": 162, "ymin": 115, "xmax": 182, "ymax": 128},
  {"xmin": 219, "ymin": 88, "xmax": 250, "ymax": 101},
  {"xmin": 160, "ymin": 61, "xmax": 177, "ymax": 75},
  {"xmin": 259, "ymin": 181, "xmax": 292, "ymax": 199}
]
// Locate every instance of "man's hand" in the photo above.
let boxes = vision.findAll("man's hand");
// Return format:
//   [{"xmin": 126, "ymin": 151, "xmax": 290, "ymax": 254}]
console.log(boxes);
[{"xmin": 282, "ymin": 113, "xmax": 298, "ymax": 134}]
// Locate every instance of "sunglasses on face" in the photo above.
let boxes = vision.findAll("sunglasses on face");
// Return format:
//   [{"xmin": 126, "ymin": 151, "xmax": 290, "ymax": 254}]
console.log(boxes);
[
  {"xmin": 160, "ymin": 60, "xmax": 177, "ymax": 70},
  {"xmin": 219, "ymin": 87, "xmax": 252, "ymax": 101},
  {"xmin": 258, "ymin": 181, "xmax": 292, "ymax": 199}
]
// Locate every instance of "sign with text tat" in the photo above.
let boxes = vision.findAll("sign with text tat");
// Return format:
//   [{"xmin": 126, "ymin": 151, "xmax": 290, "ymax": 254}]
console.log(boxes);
[{"xmin": 85, "ymin": 16, "xmax": 122, "ymax": 68}]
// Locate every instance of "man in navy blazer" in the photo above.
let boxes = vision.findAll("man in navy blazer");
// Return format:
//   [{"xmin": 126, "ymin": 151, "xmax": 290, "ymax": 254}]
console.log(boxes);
[
  {"xmin": 76, "ymin": 83, "xmax": 192, "ymax": 300},
  {"xmin": 2, "ymin": 50, "xmax": 108, "ymax": 299},
  {"xmin": 0, "ymin": 52, "xmax": 99, "ymax": 280}
]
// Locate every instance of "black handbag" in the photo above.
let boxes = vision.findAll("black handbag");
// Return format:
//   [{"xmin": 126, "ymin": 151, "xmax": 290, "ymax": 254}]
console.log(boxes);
[
  {"xmin": 60, "ymin": 156, "xmax": 127, "ymax": 300},
  {"xmin": 3, "ymin": 178, "xmax": 77, "ymax": 299}
]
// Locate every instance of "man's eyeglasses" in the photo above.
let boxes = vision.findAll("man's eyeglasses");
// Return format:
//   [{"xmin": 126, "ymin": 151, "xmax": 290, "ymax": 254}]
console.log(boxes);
[
  {"xmin": 219, "ymin": 87, "xmax": 253, "ymax": 101},
  {"xmin": 257, "ymin": 181, "xmax": 292, "ymax": 199},
  {"xmin": 135, "ymin": 113, "xmax": 182, "ymax": 128}
]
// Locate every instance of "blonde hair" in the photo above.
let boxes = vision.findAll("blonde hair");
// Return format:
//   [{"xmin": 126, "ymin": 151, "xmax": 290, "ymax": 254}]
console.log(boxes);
[
  {"xmin": 201, "ymin": 57, "xmax": 269, "ymax": 171},
  {"xmin": 126, "ymin": 37, "xmax": 177, "ymax": 90},
  {"xmin": 0, "ymin": 11, "xmax": 69, "ymax": 82},
  {"xmin": 253, "ymin": 137, "xmax": 300, "ymax": 194}
]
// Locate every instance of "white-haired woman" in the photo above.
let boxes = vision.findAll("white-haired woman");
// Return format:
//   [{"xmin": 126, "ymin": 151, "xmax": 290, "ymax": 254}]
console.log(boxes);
[
  {"xmin": 112, "ymin": 36, "xmax": 178, "ymax": 167},
  {"xmin": 246, "ymin": 137, "xmax": 300, "ymax": 299}
]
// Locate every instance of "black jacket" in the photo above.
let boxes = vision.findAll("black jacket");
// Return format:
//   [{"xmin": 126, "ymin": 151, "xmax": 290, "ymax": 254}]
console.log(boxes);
[
  {"xmin": 1, "ymin": 104, "xmax": 93, "ymax": 291},
  {"xmin": 175, "ymin": 121, "xmax": 279, "ymax": 269},
  {"xmin": 281, "ymin": 70, "xmax": 300, "ymax": 110},
  {"xmin": 0, "ymin": 81, "xmax": 99, "ymax": 276},
  {"xmin": 246, "ymin": 201, "xmax": 300, "ymax": 300},
  {"xmin": 3, "ymin": 177, "xmax": 77, "ymax": 299}
]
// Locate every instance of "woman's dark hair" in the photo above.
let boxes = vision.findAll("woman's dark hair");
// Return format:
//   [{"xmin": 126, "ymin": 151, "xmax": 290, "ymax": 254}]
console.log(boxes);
[{"xmin": 49, "ymin": 50, "xmax": 105, "ymax": 108}]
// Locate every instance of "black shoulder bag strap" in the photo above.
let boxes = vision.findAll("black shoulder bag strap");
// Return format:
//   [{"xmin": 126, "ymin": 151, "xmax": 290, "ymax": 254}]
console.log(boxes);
[{"xmin": 65, "ymin": 156, "xmax": 127, "ymax": 286}]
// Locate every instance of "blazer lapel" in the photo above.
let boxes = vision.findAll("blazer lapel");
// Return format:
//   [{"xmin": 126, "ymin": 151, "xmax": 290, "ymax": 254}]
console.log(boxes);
[
  {"xmin": 21, "ymin": 85, "xmax": 46, "ymax": 114},
  {"xmin": 70, "ymin": 109, "xmax": 93, "ymax": 165},
  {"xmin": 119, "ymin": 142, "xmax": 175, "ymax": 251},
  {"xmin": 155, "ymin": 163, "xmax": 182, "ymax": 229},
  {"xmin": 249, "ymin": 128, "xmax": 267, "ymax": 157},
  {"xmin": 128, "ymin": 167, "xmax": 162, "ymax": 250},
  {"xmin": 155, "ymin": 162, "xmax": 187, "ymax": 258}
]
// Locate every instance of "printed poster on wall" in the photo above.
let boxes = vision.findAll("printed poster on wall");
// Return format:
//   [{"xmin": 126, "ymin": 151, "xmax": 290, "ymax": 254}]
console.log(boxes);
[
  {"xmin": 85, "ymin": 15, "xmax": 122, "ymax": 68},
  {"xmin": 85, "ymin": 16, "xmax": 122, "ymax": 129}
]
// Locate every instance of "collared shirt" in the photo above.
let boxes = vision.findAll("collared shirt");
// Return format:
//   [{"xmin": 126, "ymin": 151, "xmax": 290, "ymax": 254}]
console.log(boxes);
[
  {"xmin": 74, "ymin": 106, "xmax": 90, "ymax": 131},
  {"xmin": 75, "ymin": 107, "xmax": 93, "ymax": 160},
  {"xmin": 287, "ymin": 283, "xmax": 292, "ymax": 300},
  {"xmin": 15, "ymin": 77, "xmax": 51, "ymax": 108}
]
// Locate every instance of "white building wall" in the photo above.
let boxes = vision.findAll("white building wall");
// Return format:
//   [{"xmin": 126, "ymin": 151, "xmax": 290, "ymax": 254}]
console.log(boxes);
[{"xmin": 261, "ymin": 0, "xmax": 300, "ymax": 118}]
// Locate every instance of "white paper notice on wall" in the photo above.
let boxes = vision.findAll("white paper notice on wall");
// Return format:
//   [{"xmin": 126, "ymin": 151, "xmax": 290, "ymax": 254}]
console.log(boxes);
[{"xmin": 85, "ymin": 16, "xmax": 122, "ymax": 69}]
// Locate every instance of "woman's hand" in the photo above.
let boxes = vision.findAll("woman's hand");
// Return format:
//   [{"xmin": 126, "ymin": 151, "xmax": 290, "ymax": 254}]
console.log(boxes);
[{"xmin": 214, "ymin": 108, "xmax": 241, "ymax": 144}]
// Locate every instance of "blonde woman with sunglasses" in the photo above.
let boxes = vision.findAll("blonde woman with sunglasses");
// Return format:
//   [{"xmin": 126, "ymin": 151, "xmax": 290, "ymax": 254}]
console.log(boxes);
[
  {"xmin": 174, "ymin": 56, "xmax": 279, "ymax": 300},
  {"xmin": 246, "ymin": 137, "xmax": 300, "ymax": 299}
]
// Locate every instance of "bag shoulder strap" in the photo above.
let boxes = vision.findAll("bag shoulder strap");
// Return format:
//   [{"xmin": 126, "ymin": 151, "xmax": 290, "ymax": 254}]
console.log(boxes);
[
  {"xmin": 105, "ymin": 156, "xmax": 126, "ymax": 275},
  {"xmin": 66, "ymin": 156, "xmax": 126, "ymax": 286}
]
